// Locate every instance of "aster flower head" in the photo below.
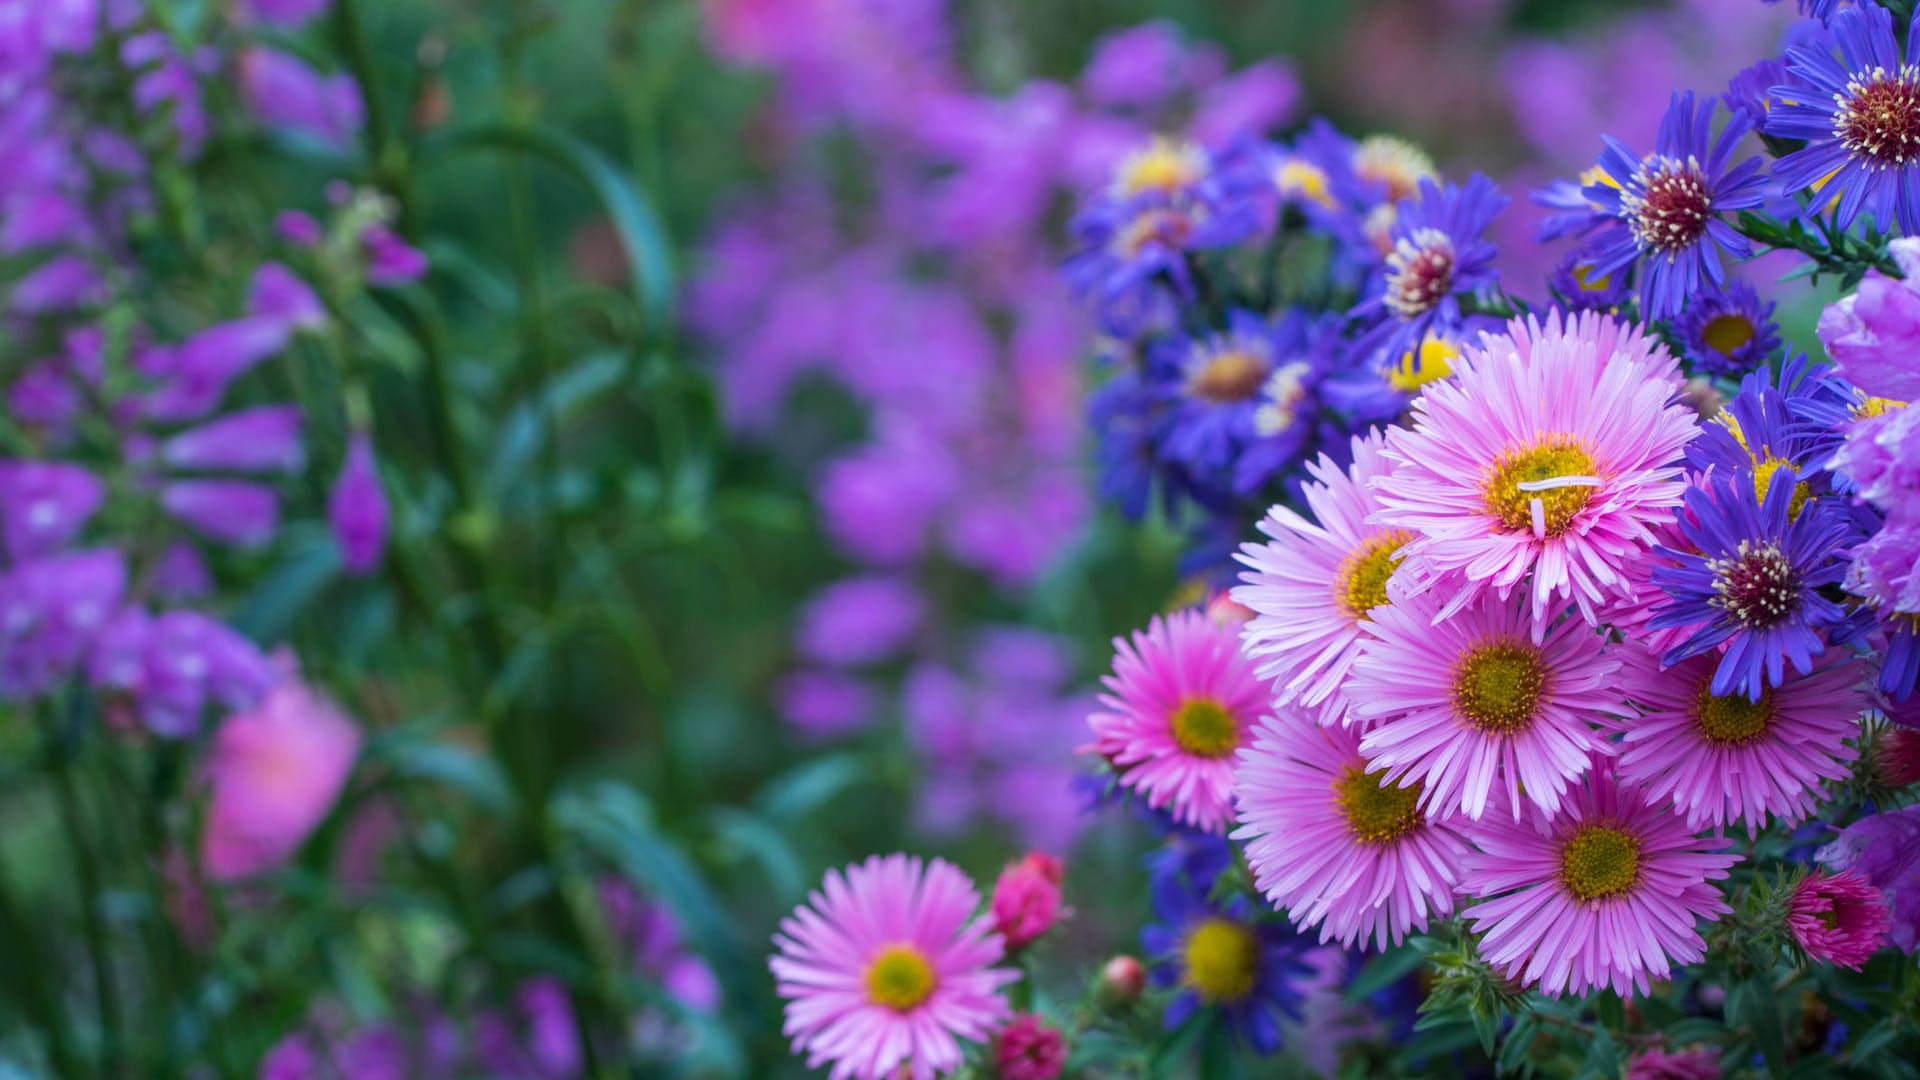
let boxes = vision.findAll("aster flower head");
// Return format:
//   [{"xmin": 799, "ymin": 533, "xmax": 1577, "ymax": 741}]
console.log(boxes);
[
  {"xmin": 770, "ymin": 855, "xmax": 1016, "ymax": 1080},
  {"xmin": 1547, "ymin": 251, "xmax": 1631, "ymax": 313},
  {"xmin": 1611, "ymin": 647, "xmax": 1865, "ymax": 835},
  {"xmin": 1375, "ymin": 310, "xmax": 1700, "ymax": 626},
  {"xmin": 1533, "ymin": 169, "xmax": 1617, "ymax": 244},
  {"xmin": 1788, "ymin": 869, "xmax": 1892, "ymax": 969},
  {"xmin": 1460, "ymin": 763, "xmax": 1738, "ymax": 998},
  {"xmin": 1350, "ymin": 589, "xmax": 1621, "ymax": 822},
  {"xmin": 1671, "ymin": 281, "xmax": 1780, "ymax": 378},
  {"xmin": 1110, "ymin": 136, "xmax": 1212, "ymax": 201},
  {"xmin": 1626, "ymin": 1045, "xmax": 1723, "ymax": 1080},
  {"xmin": 1142, "ymin": 874, "xmax": 1310, "ymax": 1055},
  {"xmin": 1817, "ymin": 238, "xmax": 1920, "ymax": 404},
  {"xmin": 1233, "ymin": 429, "xmax": 1407, "ymax": 722},
  {"xmin": 1767, "ymin": 3, "xmax": 1920, "ymax": 234},
  {"xmin": 1584, "ymin": 92, "xmax": 1766, "ymax": 320},
  {"xmin": 1151, "ymin": 308, "xmax": 1325, "ymax": 495},
  {"xmin": 1084, "ymin": 610, "xmax": 1269, "ymax": 833},
  {"xmin": 1233, "ymin": 710, "xmax": 1471, "ymax": 950},
  {"xmin": 1686, "ymin": 355, "xmax": 1842, "ymax": 515},
  {"xmin": 1347, "ymin": 173, "xmax": 1508, "ymax": 365},
  {"xmin": 1652, "ymin": 468, "xmax": 1855, "ymax": 701},
  {"xmin": 1268, "ymin": 119, "xmax": 1362, "ymax": 221},
  {"xmin": 1352, "ymin": 134, "xmax": 1438, "ymax": 206}
]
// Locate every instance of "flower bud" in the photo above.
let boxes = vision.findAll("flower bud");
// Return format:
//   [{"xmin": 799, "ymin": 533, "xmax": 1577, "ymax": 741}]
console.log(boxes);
[
  {"xmin": 1098, "ymin": 954, "xmax": 1146, "ymax": 1004},
  {"xmin": 1877, "ymin": 727, "xmax": 1920, "ymax": 787},
  {"xmin": 990, "ymin": 853, "xmax": 1065, "ymax": 951},
  {"xmin": 993, "ymin": 1013, "xmax": 1065, "ymax": 1080}
]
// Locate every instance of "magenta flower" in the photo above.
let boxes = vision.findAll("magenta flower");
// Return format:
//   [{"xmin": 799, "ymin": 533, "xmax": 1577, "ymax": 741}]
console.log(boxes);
[
  {"xmin": 1460, "ymin": 764, "xmax": 1738, "ymax": 997},
  {"xmin": 770, "ymin": 854, "xmax": 1015, "ymax": 1080},
  {"xmin": 990, "ymin": 853, "xmax": 1066, "ymax": 951},
  {"xmin": 329, "ymin": 432, "xmax": 388, "ymax": 575},
  {"xmin": 201, "ymin": 678, "xmax": 362, "ymax": 880},
  {"xmin": 994, "ymin": 1014, "xmax": 1066, "ymax": 1080},
  {"xmin": 1611, "ymin": 648, "xmax": 1866, "ymax": 836},
  {"xmin": 1084, "ymin": 610, "xmax": 1270, "ymax": 833},
  {"xmin": 1233, "ymin": 711, "xmax": 1469, "ymax": 950},
  {"xmin": 1233, "ymin": 430, "xmax": 1409, "ymax": 725},
  {"xmin": 1788, "ymin": 870, "xmax": 1892, "ymax": 970},
  {"xmin": 1818, "ymin": 804, "xmax": 1920, "ymax": 953},
  {"xmin": 1375, "ymin": 311, "xmax": 1699, "ymax": 626},
  {"xmin": 1816, "ymin": 234, "xmax": 1920, "ymax": 403},
  {"xmin": 1625, "ymin": 1045, "xmax": 1721, "ymax": 1080},
  {"xmin": 1350, "ymin": 590, "xmax": 1619, "ymax": 822}
]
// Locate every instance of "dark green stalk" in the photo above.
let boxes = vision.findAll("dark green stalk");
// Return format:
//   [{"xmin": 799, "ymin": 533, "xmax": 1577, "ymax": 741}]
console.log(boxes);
[
  {"xmin": 0, "ymin": 839, "xmax": 87, "ymax": 1079},
  {"xmin": 40, "ymin": 706, "xmax": 123, "ymax": 1075}
]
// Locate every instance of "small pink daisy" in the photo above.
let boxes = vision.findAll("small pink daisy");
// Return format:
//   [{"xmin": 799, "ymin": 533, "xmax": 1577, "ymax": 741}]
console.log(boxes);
[
  {"xmin": 1787, "ymin": 869, "xmax": 1892, "ymax": 970},
  {"xmin": 1350, "ymin": 590, "xmax": 1618, "ymax": 821},
  {"xmin": 1233, "ymin": 709, "xmax": 1470, "ymax": 950},
  {"xmin": 1460, "ymin": 764, "xmax": 1738, "ymax": 998},
  {"xmin": 1375, "ymin": 310, "xmax": 1699, "ymax": 626},
  {"xmin": 1612, "ymin": 648, "xmax": 1866, "ymax": 836},
  {"xmin": 1085, "ymin": 610, "xmax": 1270, "ymax": 832},
  {"xmin": 1234, "ymin": 430, "xmax": 1412, "ymax": 724},
  {"xmin": 771, "ymin": 854, "xmax": 1017, "ymax": 1080}
]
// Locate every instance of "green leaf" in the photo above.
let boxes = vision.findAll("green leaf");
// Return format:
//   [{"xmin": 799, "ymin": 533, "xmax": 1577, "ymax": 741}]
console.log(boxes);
[
  {"xmin": 486, "ymin": 350, "xmax": 628, "ymax": 499},
  {"xmin": 1147, "ymin": 1008, "xmax": 1212, "ymax": 1079},
  {"xmin": 365, "ymin": 730, "xmax": 517, "ymax": 816},
  {"xmin": 707, "ymin": 807, "xmax": 805, "ymax": 904},
  {"xmin": 752, "ymin": 753, "xmax": 871, "ymax": 821},
  {"xmin": 1344, "ymin": 940, "xmax": 1431, "ymax": 1005},
  {"xmin": 231, "ymin": 525, "xmax": 341, "ymax": 643},
  {"xmin": 1729, "ymin": 975, "xmax": 1788, "ymax": 1075}
]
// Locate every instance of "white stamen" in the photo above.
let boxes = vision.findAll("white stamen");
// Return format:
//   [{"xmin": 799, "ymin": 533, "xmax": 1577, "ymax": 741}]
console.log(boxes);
[
  {"xmin": 1530, "ymin": 498, "xmax": 1547, "ymax": 540},
  {"xmin": 1516, "ymin": 475, "xmax": 1602, "ymax": 492}
]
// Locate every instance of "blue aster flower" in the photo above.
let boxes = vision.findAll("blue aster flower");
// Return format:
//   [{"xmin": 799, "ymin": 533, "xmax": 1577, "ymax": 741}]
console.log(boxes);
[
  {"xmin": 1547, "ymin": 250, "xmax": 1632, "ymax": 312},
  {"xmin": 1347, "ymin": 173, "xmax": 1508, "ymax": 365},
  {"xmin": 1142, "ymin": 873, "xmax": 1311, "ymax": 1056},
  {"xmin": 1726, "ymin": 56, "xmax": 1790, "ymax": 124},
  {"xmin": 1766, "ymin": 2, "xmax": 1920, "ymax": 233},
  {"xmin": 1687, "ymin": 353, "xmax": 1839, "ymax": 497},
  {"xmin": 1088, "ymin": 370, "xmax": 1160, "ymax": 520},
  {"xmin": 1762, "ymin": 0, "xmax": 1846, "ymax": 29},
  {"xmin": 1651, "ymin": 469, "xmax": 1856, "ymax": 700},
  {"xmin": 1880, "ymin": 613, "xmax": 1919, "ymax": 700},
  {"xmin": 1533, "ymin": 169, "xmax": 1615, "ymax": 243},
  {"xmin": 1671, "ymin": 280, "xmax": 1781, "ymax": 378},
  {"xmin": 1584, "ymin": 92, "xmax": 1768, "ymax": 320}
]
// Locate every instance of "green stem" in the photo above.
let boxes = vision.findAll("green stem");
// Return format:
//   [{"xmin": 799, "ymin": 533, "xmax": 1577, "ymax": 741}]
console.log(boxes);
[
  {"xmin": 40, "ymin": 707, "xmax": 122, "ymax": 1075},
  {"xmin": 0, "ymin": 836, "xmax": 88, "ymax": 1079}
]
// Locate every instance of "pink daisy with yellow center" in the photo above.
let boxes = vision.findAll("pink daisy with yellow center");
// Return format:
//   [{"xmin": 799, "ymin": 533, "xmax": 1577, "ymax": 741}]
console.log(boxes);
[
  {"xmin": 1233, "ymin": 709, "xmax": 1470, "ymax": 950},
  {"xmin": 1611, "ymin": 648, "xmax": 1867, "ymax": 836},
  {"xmin": 1460, "ymin": 764, "xmax": 1739, "ymax": 998},
  {"xmin": 1350, "ymin": 590, "xmax": 1619, "ymax": 821},
  {"xmin": 1085, "ymin": 610, "xmax": 1270, "ymax": 833},
  {"xmin": 771, "ymin": 854, "xmax": 1017, "ymax": 1080},
  {"xmin": 1234, "ymin": 430, "xmax": 1413, "ymax": 725},
  {"xmin": 1375, "ymin": 311, "xmax": 1700, "ymax": 627}
]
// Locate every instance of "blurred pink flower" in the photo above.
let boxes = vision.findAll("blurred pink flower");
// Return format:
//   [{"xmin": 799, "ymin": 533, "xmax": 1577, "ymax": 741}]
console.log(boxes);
[
  {"xmin": 990, "ymin": 853, "xmax": 1066, "ymax": 951},
  {"xmin": 202, "ymin": 679, "xmax": 361, "ymax": 880}
]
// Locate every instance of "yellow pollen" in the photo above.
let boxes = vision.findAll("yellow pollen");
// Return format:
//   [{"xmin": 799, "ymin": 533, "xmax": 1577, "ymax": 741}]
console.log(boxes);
[
  {"xmin": 1701, "ymin": 314, "xmax": 1756, "ymax": 357},
  {"xmin": 1571, "ymin": 263, "xmax": 1612, "ymax": 292},
  {"xmin": 1171, "ymin": 698, "xmax": 1240, "ymax": 759},
  {"xmin": 1694, "ymin": 682, "xmax": 1773, "ymax": 745},
  {"xmin": 1190, "ymin": 348, "xmax": 1270, "ymax": 403},
  {"xmin": 1579, "ymin": 165, "xmax": 1622, "ymax": 191},
  {"xmin": 1182, "ymin": 918, "xmax": 1258, "ymax": 1003},
  {"xmin": 1751, "ymin": 457, "xmax": 1811, "ymax": 519},
  {"xmin": 1560, "ymin": 826, "xmax": 1641, "ymax": 901},
  {"xmin": 865, "ymin": 944, "xmax": 937, "ymax": 1012},
  {"xmin": 1452, "ymin": 641, "xmax": 1547, "ymax": 734},
  {"xmin": 1855, "ymin": 396, "xmax": 1907, "ymax": 420},
  {"xmin": 1483, "ymin": 437, "xmax": 1600, "ymax": 538},
  {"xmin": 1275, "ymin": 160, "xmax": 1336, "ymax": 208},
  {"xmin": 1335, "ymin": 530, "xmax": 1412, "ymax": 620},
  {"xmin": 1335, "ymin": 764, "xmax": 1423, "ymax": 845},
  {"xmin": 1115, "ymin": 137, "xmax": 1207, "ymax": 197},
  {"xmin": 1354, "ymin": 135, "xmax": 1437, "ymax": 202},
  {"xmin": 1388, "ymin": 337, "xmax": 1459, "ymax": 392}
]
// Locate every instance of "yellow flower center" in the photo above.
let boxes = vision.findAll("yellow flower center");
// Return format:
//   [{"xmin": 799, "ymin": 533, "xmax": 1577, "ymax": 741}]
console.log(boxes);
[
  {"xmin": 1335, "ymin": 765, "xmax": 1423, "ymax": 845},
  {"xmin": 1354, "ymin": 135, "xmax": 1437, "ymax": 202},
  {"xmin": 1701, "ymin": 313, "xmax": 1756, "ymax": 357},
  {"xmin": 1170, "ymin": 698, "xmax": 1240, "ymax": 759},
  {"xmin": 1855, "ymin": 396, "xmax": 1907, "ymax": 420},
  {"xmin": 1189, "ymin": 348, "xmax": 1270, "ymax": 403},
  {"xmin": 1112, "ymin": 207, "xmax": 1194, "ymax": 257},
  {"xmin": 1579, "ymin": 165, "xmax": 1621, "ymax": 192},
  {"xmin": 865, "ymin": 944, "xmax": 937, "ymax": 1012},
  {"xmin": 1452, "ymin": 641, "xmax": 1547, "ymax": 734},
  {"xmin": 1483, "ymin": 437, "xmax": 1600, "ymax": 538},
  {"xmin": 1388, "ymin": 337, "xmax": 1459, "ymax": 393},
  {"xmin": 1274, "ymin": 160, "xmax": 1336, "ymax": 207},
  {"xmin": 1694, "ymin": 682, "xmax": 1773, "ymax": 745},
  {"xmin": 1751, "ymin": 456, "xmax": 1811, "ymax": 519},
  {"xmin": 1560, "ymin": 826, "xmax": 1641, "ymax": 901},
  {"xmin": 1335, "ymin": 531, "xmax": 1412, "ymax": 620},
  {"xmin": 1115, "ymin": 137, "xmax": 1206, "ymax": 197},
  {"xmin": 1182, "ymin": 918, "xmax": 1258, "ymax": 1003},
  {"xmin": 1571, "ymin": 263, "xmax": 1612, "ymax": 292}
]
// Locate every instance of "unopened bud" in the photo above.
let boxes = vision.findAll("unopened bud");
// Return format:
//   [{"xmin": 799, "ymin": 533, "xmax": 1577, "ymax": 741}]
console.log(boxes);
[{"xmin": 1098, "ymin": 954, "xmax": 1146, "ymax": 1004}]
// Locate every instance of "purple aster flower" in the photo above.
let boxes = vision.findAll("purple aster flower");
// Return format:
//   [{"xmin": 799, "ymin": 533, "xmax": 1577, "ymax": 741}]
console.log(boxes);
[
  {"xmin": 1150, "ymin": 308, "xmax": 1324, "ymax": 496},
  {"xmin": 1686, "ymin": 353, "xmax": 1841, "ymax": 496},
  {"xmin": 1532, "ymin": 169, "xmax": 1614, "ymax": 243},
  {"xmin": 1671, "ymin": 280, "xmax": 1781, "ymax": 378},
  {"xmin": 1767, "ymin": 3, "xmax": 1920, "ymax": 233},
  {"xmin": 1726, "ymin": 55, "xmax": 1790, "ymax": 124},
  {"xmin": 1584, "ymin": 92, "xmax": 1767, "ymax": 320},
  {"xmin": 88, "ymin": 609, "xmax": 277, "ymax": 737},
  {"xmin": 774, "ymin": 668, "xmax": 875, "ymax": 740},
  {"xmin": 1142, "ymin": 873, "xmax": 1310, "ymax": 1055},
  {"xmin": 1547, "ymin": 250, "xmax": 1631, "ymax": 312},
  {"xmin": 240, "ymin": 47, "xmax": 365, "ymax": 151},
  {"xmin": 1088, "ymin": 369, "xmax": 1164, "ymax": 520},
  {"xmin": 1818, "ymin": 803, "xmax": 1920, "ymax": 954},
  {"xmin": 1652, "ymin": 469, "xmax": 1855, "ymax": 700},
  {"xmin": 1347, "ymin": 173, "xmax": 1508, "ymax": 366},
  {"xmin": 0, "ymin": 461, "xmax": 105, "ymax": 561},
  {"xmin": 0, "ymin": 548, "xmax": 125, "ymax": 700},
  {"xmin": 1816, "ymin": 237, "xmax": 1920, "ymax": 403},
  {"xmin": 794, "ymin": 574, "xmax": 924, "ymax": 667},
  {"xmin": 161, "ymin": 404, "xmax": 305, "ymax": 474},
  {"xmin": 329, "ymin": 431, "xmax": 388, "ymax": 575}
]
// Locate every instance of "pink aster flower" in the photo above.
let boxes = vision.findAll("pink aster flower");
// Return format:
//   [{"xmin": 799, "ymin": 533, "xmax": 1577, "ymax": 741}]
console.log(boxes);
[
  {"xmin": 1787, "ymin": 869, "xmax": 1892, "ymax": 970},
  {"xmin": 1611, "ymin": 648, "xmax": 1866, "ymax": 836},
  {"xmin": 1233, "ymin": 710, "xmax": 1470, "ymax": 949},
  {"xmin": 1375, "ymin": 311, "xmax": 1699, "ymax": 626},
  {"xmin": 1234, "ymin": 430, "xmax": 1410, "ymax": 724},
  {"xmin": 201, "ymin": 678, "xmax": 362, "ymax": 880},
  {"xmin": 990, "ymin": 853, "xmax": 1066, "ymax": 951},
  {"xmin": 1350, "ymin": 590, "xmax": 1619, "ymax": 821},
  {"xmin": 1626, "ymin": 1045, "xmax": 1721, "ymax": 1080},
  {"xmin": 1460, "ymin": 764, "xmax": 1738, "ymax": 998},
  {"xmin": 771, "ymin": 854, "xmax": 1016, "ymax": 1080},
  {"xmin": 993, "ymin": 1014, "xmax": 1066, "ymax": 1080},
  {"xmin": 1084, "ymin": 610, "xmax": 1269, "ymax": 833}
]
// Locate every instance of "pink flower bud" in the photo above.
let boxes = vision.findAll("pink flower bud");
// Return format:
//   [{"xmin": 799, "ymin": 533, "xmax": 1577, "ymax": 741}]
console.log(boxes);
[
  {"xmin": 993, "ymin": 1013, "xmax": 1065, "ymax": 1080},
  {"xmin": 1879, "ymin": 728, "xmax": 1920, "ymax": 788},
  {"xmin": 1787, "ymin": 869, "xmax": 1892, "ymax": 970},
  {"xmin": 1098, "ymin": 954, "xmax": 1146, "ymax": 1003},
  {"xmin": 990, "ymin": 852, "xmax": 1065, "ymax": 950}
]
